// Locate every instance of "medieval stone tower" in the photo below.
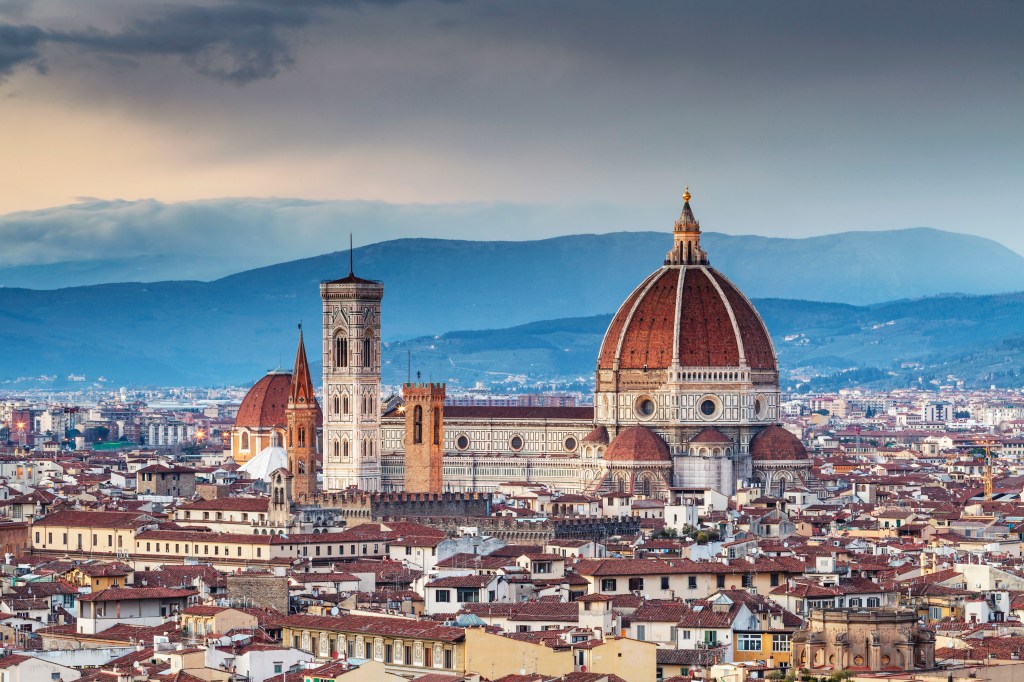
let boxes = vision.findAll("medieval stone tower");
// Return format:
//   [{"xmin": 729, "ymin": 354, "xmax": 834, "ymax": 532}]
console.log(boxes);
[
  {"xmin": 320, "ymin": 259, "xmax": 384, "ymax": 491},
  {"xmin": 286, "ymin": 328, "xmax": 320, "ymax": 500},
  {"xmin": 402, "ymin": 383, "xmax": 445, "ymax": 494}
]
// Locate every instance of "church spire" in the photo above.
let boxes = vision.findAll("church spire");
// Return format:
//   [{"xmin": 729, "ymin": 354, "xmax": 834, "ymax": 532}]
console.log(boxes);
[
  {"xmin": 289, "ymin": 324, "xmax": 316, "ymax": 407},
  {"xmin": 666, "ymin": 185, "xmax": 708, "ymax": 266}
]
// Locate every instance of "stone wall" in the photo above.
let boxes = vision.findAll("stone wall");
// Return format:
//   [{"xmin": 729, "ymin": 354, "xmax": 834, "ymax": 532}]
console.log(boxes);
[{"xmin": 226, "ymin": 572, "xmax": 289, "ymax": 614}]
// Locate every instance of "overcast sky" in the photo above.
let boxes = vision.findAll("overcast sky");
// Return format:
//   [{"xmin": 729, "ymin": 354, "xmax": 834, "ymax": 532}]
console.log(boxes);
[{"xmin": 1, "ymin": 0, "xmax": 1022, "ymax": 262}]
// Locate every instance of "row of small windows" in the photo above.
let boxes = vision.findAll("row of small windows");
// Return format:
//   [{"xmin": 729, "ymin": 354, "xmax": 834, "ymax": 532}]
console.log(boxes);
[
  {"xmin": 333, "ymin": 331, "xmax": 375, "ymax": 369},
  {"xmin": 330, "ymin": 438, "xmax": 375, "ymax": 459},
  {"xmin": 330, "ymin": 393, "xmax": 375, "ymax": 416}
]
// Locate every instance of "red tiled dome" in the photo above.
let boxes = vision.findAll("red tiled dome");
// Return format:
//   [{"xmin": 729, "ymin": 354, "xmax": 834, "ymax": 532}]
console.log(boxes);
[
  {"xmin": 598, "ymin": 265, "xmax": 776, "ymax": 372},
  {"xmin": 604, "ymin": 426, "xmax": 671, "ymax": 463},
  {"xmin": 690, "ymin": 427, "xmax": 731, "ymax": 444},
  {"xmin": 582, "ymin": 425, "xmax": 610, "ymax": 444},
  {"xmin": 750, "ymin": 425, "xmax": 808, "ymax": 461},
  {"xmin": 235, "ymin": 372, "xmax": 292, "ymax": 428}
]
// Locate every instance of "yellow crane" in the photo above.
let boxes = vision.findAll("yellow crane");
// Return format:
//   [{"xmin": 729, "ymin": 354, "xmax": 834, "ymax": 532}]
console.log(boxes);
[{"xmin": 978, "ymin": 437, "xmax": 1000, "ymax": 501}]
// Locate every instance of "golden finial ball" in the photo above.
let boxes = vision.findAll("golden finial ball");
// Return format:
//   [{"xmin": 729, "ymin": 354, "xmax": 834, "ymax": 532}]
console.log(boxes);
[{"xmin": 683, "ymin": 186, "xmax": 691, "ymax": 203}]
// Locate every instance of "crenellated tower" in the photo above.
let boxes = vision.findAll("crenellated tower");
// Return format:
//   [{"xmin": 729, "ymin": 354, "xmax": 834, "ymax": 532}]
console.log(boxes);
[
  {"xmin": 286, "ymin": 327, "xmax": 320, "ymax": 500},
  {"xmin": 402, "ymin": 382, "xmax": 445, "ymax": 494},
  {"xmin": 320, "ymin": 251, "xmax": 384, "ymax": 491}
]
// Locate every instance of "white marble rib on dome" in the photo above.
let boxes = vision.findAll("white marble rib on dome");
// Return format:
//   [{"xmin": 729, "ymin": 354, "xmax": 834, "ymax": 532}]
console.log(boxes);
[{"xmin": 238, "ymin": 445, "xmax": 288, "ymax": 482}]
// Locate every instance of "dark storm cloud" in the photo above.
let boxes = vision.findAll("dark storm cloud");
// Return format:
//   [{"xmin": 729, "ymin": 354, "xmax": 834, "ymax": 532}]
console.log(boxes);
[
  {"xmin": 0, "ymin": 0, "xmax": 415, "ymax": 84},
  {"xmin": 0, "ymin": 23, "xmax": 44, "ymax": 77}
]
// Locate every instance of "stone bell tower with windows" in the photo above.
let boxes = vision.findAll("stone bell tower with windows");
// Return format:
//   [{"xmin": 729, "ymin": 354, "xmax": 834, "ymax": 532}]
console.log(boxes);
[
  {"xmin": 402, "ymin": 382, "xmax": 445, "ymax": 494},
  {"xmin": 286, "ymin": 327, "xmax": 320, "ymax": 500},
  {"xmin": 320, "ymin": 248, "xmax": 384, "ymax": 491}
]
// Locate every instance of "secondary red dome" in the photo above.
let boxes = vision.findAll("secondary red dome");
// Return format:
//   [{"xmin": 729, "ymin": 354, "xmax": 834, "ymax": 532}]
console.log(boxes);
[
  {"xmin": 235, "ymin": 371, "xmax": 292, "ymax": 428},
  {"xmin": 598, "ymin": 265, "xmax": 776, "ymax": 372},
  {"xmin": 604, "ymin": 426, "xmax": 671, "ymax": 463},
  {"xmin": 750, "ymin": 425, "xmax": 808, "ymax": 461}
]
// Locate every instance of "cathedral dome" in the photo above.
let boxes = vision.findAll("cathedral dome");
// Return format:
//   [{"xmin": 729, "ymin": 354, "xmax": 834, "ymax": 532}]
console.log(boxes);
[
  {"xmin": 598, "ymin": 266, "xmax": 776, "ymax": 372},
  {"xmin": 597, "ymin": 191, "xmax": 776, "ymax": 376},
  {"xmin": 750, "ymin": 425, "xmax": 808, "ymax": 461},
  {"xmin": 604, "ymin": 426, "xmax": 671, "ymax": 463},
  {"xmin": 235, "ymin": 371, "xmax": 292, "ymax": 428}
]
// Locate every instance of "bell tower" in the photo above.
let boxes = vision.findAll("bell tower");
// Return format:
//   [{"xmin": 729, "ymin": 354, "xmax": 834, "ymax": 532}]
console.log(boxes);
[
  {"xmin": 320, "ymin": 245, "xmax": 384, "ymax": 491},
  {"xmin": 402, "ymin": 383, "xmax": 445, "ymax": 494},
  {"xmin": 286, "ymin": 326, "xmax": 320, "ymax": 500}
]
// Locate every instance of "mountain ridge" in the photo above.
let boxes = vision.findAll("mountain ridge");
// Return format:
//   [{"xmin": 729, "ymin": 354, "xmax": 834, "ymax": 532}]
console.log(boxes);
[{"xmin": 3, "ymin": 229, "xmax": 1024, "ymax": 387}]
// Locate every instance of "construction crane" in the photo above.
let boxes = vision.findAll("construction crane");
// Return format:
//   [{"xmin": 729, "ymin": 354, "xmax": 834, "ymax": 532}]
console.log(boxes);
[{"xmin": 979, "ymin": 437, "xmax": 1000, "ymax": 501}]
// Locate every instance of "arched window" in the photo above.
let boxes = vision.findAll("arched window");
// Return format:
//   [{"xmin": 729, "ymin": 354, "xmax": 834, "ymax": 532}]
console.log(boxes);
[
  {"xmin": 413, "ymin": 405, "xmax": 423, "ymax": 444},
  {"xmin": 433, "ymin": 407, "xmax": 440, "ymax": 445},
  {"xmin": 343, "ymin": 439, "xmax": 349, "ymax": 458},
  {"xmin": 240, "ymin": 431, "xmax": 249, "ymax": 450},
  {"xmin": 363, "ymin": 330, "xmax": 373, "ymax": 368},
  {"xmin": 332, "ymin": 440, "xmax": 340, "ymax": 460},
  {"xmin": 333, "ymin": 395, "xmax": 340, "ymax": 415},
  {"xmin": 335, "ymin": 334, "xmax": 348, "ymax": 369},
  {"xmin": 641, "ymin": 477, "xmax": 652, "ymax": 497},
  {"xmin": 271, "ymin": 431, "xmax": 281, "ymax": 448},
  {"xmin": 297, "ymin": 460, "xmax": 306, "ymax": 475},
  {"xmin": 616, "ymin": 477, "xmax": 626, "ymax": 494},
  {"xmin": 342, "ymin": 395, "xmax": 349, "ymax": 415},
  {"xmin": 298, "ymin": 427, "xmax": 306, "ymax": 448}
]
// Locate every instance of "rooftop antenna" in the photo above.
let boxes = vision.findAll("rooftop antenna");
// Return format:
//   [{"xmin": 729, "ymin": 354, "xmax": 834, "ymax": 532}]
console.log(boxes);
[
  {"xmin": 348, "ymin": 233, "xmax": 354, "ymax": 277},
  {"xmin": 407, "ymin": 350, "xmax": 412, "ymax": 384}
]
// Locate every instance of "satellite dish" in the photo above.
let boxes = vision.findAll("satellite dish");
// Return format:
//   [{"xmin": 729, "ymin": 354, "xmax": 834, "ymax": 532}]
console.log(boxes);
[{"xmin": 331, "ymin": 606, "xmax": 339, "ymax": 616}]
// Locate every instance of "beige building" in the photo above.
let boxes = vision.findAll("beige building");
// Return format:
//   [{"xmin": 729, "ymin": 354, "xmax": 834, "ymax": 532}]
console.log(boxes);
[
  {"xmin": 463, "ymin": 627, "xmax": 657, "ymax": 682},
  {"xmin": 279, "ymin": 613, "xmax": 466, "ymax": 677}
]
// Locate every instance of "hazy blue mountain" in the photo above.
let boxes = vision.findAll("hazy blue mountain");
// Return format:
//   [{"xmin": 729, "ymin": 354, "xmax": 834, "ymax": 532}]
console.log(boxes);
[
  {"xmin": 3, "ymin": 231, "xmax": 1024, "ymax": 387},
  {"xmin": 3, "ymin": 228, "xmax": 1024, "ymax": 306}
]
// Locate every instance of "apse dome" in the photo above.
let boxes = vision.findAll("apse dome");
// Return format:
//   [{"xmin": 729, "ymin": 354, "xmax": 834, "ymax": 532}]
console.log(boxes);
[
  {"xmin": 750, "ymin": 425, "xmax": 808, "ymax": 462},
  {"xmin": 604, "ymin": 425, "xmax": 671, "ymax": 463}
]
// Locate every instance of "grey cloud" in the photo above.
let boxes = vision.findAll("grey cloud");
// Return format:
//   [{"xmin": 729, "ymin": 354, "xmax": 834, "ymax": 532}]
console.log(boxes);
[
  {"xmin": 0, "ymin": 197, "xmax": 652, "ymax": 272},
  {"xmin": 0, "ymin": 0, "xmax": 411, "ymax": 84},
  {"xmin": 0, "ymin": 23, "xmax": 44, "ymax": 78}
]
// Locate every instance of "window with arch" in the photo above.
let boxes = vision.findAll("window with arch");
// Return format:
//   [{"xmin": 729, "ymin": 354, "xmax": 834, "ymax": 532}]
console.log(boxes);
[
  {"xmin": 343, "ymin": 439, "xmax": 349, "ymax": 458},
  {"xmin": 413, "ymin": 405, "xmax": 423, "ymax": 444},
  {"xmin": 298, "ymin": 427, "xmax": 306, "ymax": 448},
  {"xmin": 342, "ymin": 394, "xmax": 350, "ymax": 415},
  {"xmin": 433, "ymin": 407, "xmax": 440, "ymax": 445},
  {"xmin": 297, "ymin": 460, "xmax": 306, "ymax": 474},
  {"xmin": 333, "ymin": 395, "xmax": 340, "ymax": 415},
  {"xmin": 616, "ymin": 477, "xmax": 626, "ymax": 494},
  {"xmin": 332, "ymin": 440, "xmax": 340, "ymax": 460},
  {"xmin": 363, "ymin": 330, "xmax": 373, "ymax": 368},
  {"xmin": 641, "ymin": 477, "xmax": 652, "ymax": 497},
  {"xmin": 240, "ymin": 431, "xmax": 250, "ymax": 450},
  {"xmin": 335, "ymin": 334, "xmax": 348, "ymax": 368}
]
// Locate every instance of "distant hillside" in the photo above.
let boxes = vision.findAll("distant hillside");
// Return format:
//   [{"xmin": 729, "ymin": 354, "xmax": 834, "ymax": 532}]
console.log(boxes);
[
  {"xmin": 4, "ymin": 228, "xmax": 1024, "ymax": 305},
  {"xmin": 389, "ymin": 292, "xmax": 1024, "ymax": 392},
  {"xmin": 3, "ymin": 231, "xmax": 1024, "ymax": 387}
]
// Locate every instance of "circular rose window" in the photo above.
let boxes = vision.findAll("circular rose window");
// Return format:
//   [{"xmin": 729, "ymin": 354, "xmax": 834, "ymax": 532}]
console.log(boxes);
[
  {"xmin": 564, "ymin": 437, "xmax": 578, "ymax": 452},
  {"xmin": 754, "ymin": 395, "xmax": 767, "ymax": 419},
  {"xmin": 510, "ymin": 435, "xmax": 524, "ymax": 451},
  {"xmin": 700, "ymin": 399, "xmax": 717, "ymax": 416},
  {"xmin": 635, "ymin": 396, "xmax": 656, "ymax": 419},
  {"xmin": 456, "ymin": 435, "xmax": 470, "ymax": 451}
]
